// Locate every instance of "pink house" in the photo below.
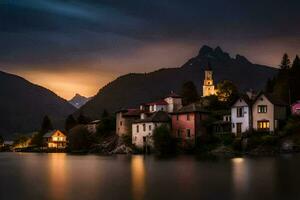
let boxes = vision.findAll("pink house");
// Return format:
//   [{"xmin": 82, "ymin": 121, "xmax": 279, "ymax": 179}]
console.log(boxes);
[
  {"xmin": 171, "ymin": 103, "xmax": 209, "ymax": 148},
  {"xmin": 291, "ymin": 101, "xmax": 300, "ymax": 115}
]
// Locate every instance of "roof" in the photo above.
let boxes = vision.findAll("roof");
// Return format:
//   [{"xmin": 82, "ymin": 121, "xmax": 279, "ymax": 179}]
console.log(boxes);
[
  {"xmin": 145, "ymin": 99, "xmax": 168, "ymax": 106},
  {"xmin": 164, "ymin": 92, "xmax": 182, "ymax": 99},
  {"xmin": 134, "ymin": 111, "xmax": 170, "ymax": 123},
  {"xmin": 117, "ymin": 108, "xmax": 143, "ymax": 117},
  {"xmin": 171, "ymin": 103, "xmax": 209, "ymax": 114},
  {"xmin": 43, "ymin": 130, "xmax": 65, "ymax": 138},
  {"xmin": 231, "ymin": 94, "xmax": 253, "ymax": 107},
  {"xmin": 255, "ymin": 92, "xmax": 288, "ymax": 106},
  {"xmin": 89, "ymin": 120, "xmax": 101, "ymax": 124}
]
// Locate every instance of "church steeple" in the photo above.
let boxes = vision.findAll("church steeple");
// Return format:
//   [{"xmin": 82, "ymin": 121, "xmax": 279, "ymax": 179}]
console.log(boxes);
[{"xmin": 202, "ymin": 61, "xmax": 217, "ymax": 97}]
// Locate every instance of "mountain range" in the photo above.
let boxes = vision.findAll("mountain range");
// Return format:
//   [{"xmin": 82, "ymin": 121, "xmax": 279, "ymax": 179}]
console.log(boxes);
[
  {"xmin": 79, "ymin": 45, "xmax": 278, "ymax": 118},
  {"xmin": 69, "ymin": 93, "xmax": 91, "ymax": 108},
  {"xmin": 0, "ymin": 71, "xmax": 76, "ymax": 138}
]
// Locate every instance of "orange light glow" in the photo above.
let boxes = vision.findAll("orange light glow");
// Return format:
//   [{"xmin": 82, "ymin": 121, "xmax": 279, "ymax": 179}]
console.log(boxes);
[{"xmin": 131, "ymin": 156, "xmax": 146, "ymax": 200}]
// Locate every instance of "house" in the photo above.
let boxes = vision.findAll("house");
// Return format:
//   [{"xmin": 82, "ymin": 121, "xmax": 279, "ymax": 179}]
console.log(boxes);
[
  {"xmin": 43, "ymin": 130, "xmax": 67, "ymax": 148},
  {"xmin": 212, "ymin": 113, "xmax": 231, "ymax": 135},
  {"xmin": 231, "ymin": 95, "xmax": 252, "ymax": 137},
  {"xmin": 141, "ymin": 100, "xmax": 169, "ymax": 113},
  {"xmin": 202, "ymin": 62, "xmax": 217, "ymax": 97},
  {"xmin": 171, "ymin": 103, "xmax": 209, "ymax": 147},
  {"xmin": 132, "ymin": 111, "xmax": 170, "ymax": 150},
  {"xmin": 163, "ymin": 92, "xmax": 183, "ymax": 112},
  {"xmin": 87, "ymin": 120, "xmax": 101, "ymax": 134},
  {"xmin": 252, "ymin": 93, "xmax": 287, "ymax": 133},
  {"xmin": 116, "ymin": 109, "xmax": 142, "ymax": 136},
  {"xmin": 291, "ymin": 101, "xmax": 300, "ymax": 115}
]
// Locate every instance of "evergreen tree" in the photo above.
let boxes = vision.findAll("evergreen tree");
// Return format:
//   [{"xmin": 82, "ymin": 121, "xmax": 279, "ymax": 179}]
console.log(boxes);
[
  {"xmin": 41, "ymin": 115, "xmax": 53, "ymax": 134},
  {"xmin": 292, "ymin": 55, "xmax": 300, "ymax": 69},
  {"xmin": 279, "ymin": 53, "xmax": 291, "ymax": 70},
  {"xmin": 0, "ymin": 134, "xmax": 4, "ymax": 145},
  {"xmin": 77, "ymin": 112, "xmax": 90, "ymax": 124},
  {"xmin": 180, "ymin": 81, "xmax": 199, "ymax": 105},
  {"xmin": 65, "ymin": 115, "xmax": 77, "ymax": 132},
  {"xmin": 101, "ymin": 109, "xmax": 109, "ymax": 119}
]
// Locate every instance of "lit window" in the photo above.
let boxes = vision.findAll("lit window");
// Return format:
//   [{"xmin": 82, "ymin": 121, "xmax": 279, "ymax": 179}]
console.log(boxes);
[{"xmin": 257, "ymin": 121, "xmax": 270, "ymax": 130}]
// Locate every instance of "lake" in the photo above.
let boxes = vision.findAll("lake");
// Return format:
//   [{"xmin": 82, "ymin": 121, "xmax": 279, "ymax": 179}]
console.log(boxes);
[{"xmin": 0, "ymin": 153, "xmax": 300, "ymax": 200}]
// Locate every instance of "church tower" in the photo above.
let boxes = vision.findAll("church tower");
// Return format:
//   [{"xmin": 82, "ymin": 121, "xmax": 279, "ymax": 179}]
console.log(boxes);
[{"xmin": 203, "ymin": 62, "xmax": 217, "ymax": 97}]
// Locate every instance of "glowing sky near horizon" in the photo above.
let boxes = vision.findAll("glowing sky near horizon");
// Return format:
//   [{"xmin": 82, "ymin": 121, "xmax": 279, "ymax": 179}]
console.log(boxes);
[{"xmin": 1, "ymin": 0, "xmax": 300, "ymax": 99}]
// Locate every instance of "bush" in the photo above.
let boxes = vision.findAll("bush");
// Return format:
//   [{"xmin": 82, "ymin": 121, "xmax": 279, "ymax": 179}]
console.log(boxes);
[
  {"xmin": 261, "ymin": 135, "xmax": 279, "ymax": 145},
  {"xmin": 232, "ymin": 138, "xmax": 242, "ymax": 151},
  {"xmin": 68, "ymin": 125, "xmax": 94, "ymax": 151},
  {"xmin": 281, "ymin": 115, "xmax": 300, "ymax": 136},
  {"xmin": 218, "ymin": 134, "xmax": 234, "ymax": 146},
  {"xmin": 153, "ymin": 125, "xmax": 176, "ymax": 154},
  {"xmin": 121, "ymin": 134, "xmax": 132, "ymax": 146}
]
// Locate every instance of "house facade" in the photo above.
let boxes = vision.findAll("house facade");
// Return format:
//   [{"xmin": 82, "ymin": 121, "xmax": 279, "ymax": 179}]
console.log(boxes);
[
  {"xmin": 164, "ymin": 93, "xmax": 183, "ymax": 112},
  {"xmin": 171, "ymin": 104, "xmax": 209, "ymax": 147},
  {"xmin": 43, "ymin": 130, "xmax": 67, "ymax": 149},
  {"xmin": 231, "ymin": 96, "xmax": 252, "ymax": 136},
  {"xmin": 132, "ymin": 111, "xmax": 170, "ymax": 149},
  {"xmin": 116, "ymin": 109, "xmax": 141, "ymax": 136},
  {"xmin": 252, "ymin": 93, "xmax": 287, "ymax": 133},
  {"xmin": 291, "ymin": 101, "xmax": 300, "ymax": 115}
]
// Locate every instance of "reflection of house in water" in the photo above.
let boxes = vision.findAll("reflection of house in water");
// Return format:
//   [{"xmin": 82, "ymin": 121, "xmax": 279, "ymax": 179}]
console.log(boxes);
[
  {"xmin": 43, "ymin": 130, "xmax": 67, "ymax": 149},
  {"xmin": 131, "ymin": 156, "xmax": 146, "ymax": 200}
]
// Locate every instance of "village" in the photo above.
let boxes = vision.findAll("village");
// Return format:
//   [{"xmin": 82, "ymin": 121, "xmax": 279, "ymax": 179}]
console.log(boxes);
[{"xmin": 2, "ymin": 60, "xmax": 300, "ymax": 155}]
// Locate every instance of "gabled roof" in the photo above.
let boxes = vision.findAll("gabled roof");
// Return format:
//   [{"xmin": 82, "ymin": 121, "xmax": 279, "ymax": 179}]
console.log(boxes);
[
  {"xmin": 43, "ymin": 130, "xmax": 65, "ymax": 138},
  {"xmin": 123, "ymin": 109, "xmax": 142, "ymax": 117},
  {"xmin": 171, "ymin": 103, "xmax": 209, "ymax": 114},
  {"xmin": 164, "ymin": 92, "xmax": 182, "ymax": 99},
  {"xmin": 134, "ymin": 111, "xmax": 170, "ymax": 123},
  {"xmin": 255, "ymin": 92, "xmax": 288, "ymax": 106},
  {"xmin": 231, "ymin": 94, "xmax": 252, "ymax": 107},
  {"xmin": 145, "ymin": 99, "xmax": 168, "ymax": 106}
]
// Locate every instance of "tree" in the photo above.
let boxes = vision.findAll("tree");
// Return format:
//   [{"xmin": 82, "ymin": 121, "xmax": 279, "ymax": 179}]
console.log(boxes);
[
  {"xmin": 152, "ymin": 125, "xmax": 175, "ymax": 154},
  {"xmin": 41, "ymin": 115, "xmax": 53, "ymax": 134},
  {"xmin": 77, "ymin": 112, "xmax": 90, "ymax": 124},
  {"xmin": 30, "ymin": 132, "xmax": 43, "ymax": 147},
  {"xmin": 292, "ymin": 55, "xmax": 300, "ymax": 69},
  {"xmin": 68, "ymin": 125, "xmax": 94, "ymax": 151},
  {"xmin": 279, "ymin": 53, "xmax": 291, "ymax": 70},
  {"xmin": 65, "ymin": 115, "xmax": 77, "ymax": 132},
  {"xmin": 216, "ymin": 80, "xmax": 238, "ymax": 102},
  {"xmin": 181, "ymin": 81, "xmax": 199, "ymax": 105},
  {"xmin": 101, "ymin": 109, "xmax": 109, "ymax": 119},
  {"xmin": 0, "ymin": 134, "xmax": 4, "ymax": 146}
]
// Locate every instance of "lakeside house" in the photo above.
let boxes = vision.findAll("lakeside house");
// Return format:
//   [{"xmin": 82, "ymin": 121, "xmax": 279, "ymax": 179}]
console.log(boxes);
[
  {"xmin": 252, "ymin": 92, "xmax": 287, "ymax": 133},
  {"xmin": 171, "ymin": 103, "xmax": 209, "ymax": 147},
  {"xmin": 116, "ymin": 109, "xmax": 142, "ymax": 136},
  {"xmin": 291, "ymin": 101, "xmax": 300, "ymax": 115},
  {"xmin": 231, "ymin": 95, "xmax": 253, "ymax": 136},
  {"xmin": 212, "ymin": 113, "xmax": 231, "ymax": 135},
  {"xmin": 231, "ymin": 92, "xmax": 287, "ymax": 136},
  {"xmin": 132, "ymin": 111, "xmax": 170, "ymax": 150},
  {"xmin": 43, "ymin": 130, "xmax": 67, "ymax": 149}
]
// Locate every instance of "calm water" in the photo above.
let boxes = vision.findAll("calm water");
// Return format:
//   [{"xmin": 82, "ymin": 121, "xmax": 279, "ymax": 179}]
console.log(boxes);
[{"xmin": 0, "ymin": 153, "xmax": 300, "ymax": 200}]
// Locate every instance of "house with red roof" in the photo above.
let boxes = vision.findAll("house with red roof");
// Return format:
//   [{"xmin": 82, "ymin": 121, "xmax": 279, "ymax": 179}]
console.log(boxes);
[{"xmin": 170, "ymin": 103, "xmax": 210, "ymax": 148}]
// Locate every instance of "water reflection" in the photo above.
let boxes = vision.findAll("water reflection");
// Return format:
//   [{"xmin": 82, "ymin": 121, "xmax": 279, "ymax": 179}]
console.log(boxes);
[
  {"xmin": 131, "ymin": 156, "xmax": 146, "ymax": 200},
  {"xmin": 231, "ymin": 158, "xmax": 249, "ymax": 198},
  {"xmin": 48, "ymin": 153, "xmax": 68, "ymax": 200}
]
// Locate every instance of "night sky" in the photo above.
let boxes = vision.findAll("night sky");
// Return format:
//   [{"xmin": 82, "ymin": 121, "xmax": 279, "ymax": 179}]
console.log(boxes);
[{"xmin": 1, "ymin": 0, "xmax": 300, "ymax": 99}]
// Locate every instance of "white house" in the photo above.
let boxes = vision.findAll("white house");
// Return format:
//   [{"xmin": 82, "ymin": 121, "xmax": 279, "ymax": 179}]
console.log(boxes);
[
  {"xmin": 132, "ymin": 111, "xmax": 170, "ymax": 149},
  {"xmin": 163, "ymin": 92, "xmax": 183, "ymax": 113},
  {"xmin": 231, "ymin": 96, "xmax": 252, "ymax": 136},
  {"xmin": 252, "ymin": 93, "xmax": 287, "ymax": 133}
]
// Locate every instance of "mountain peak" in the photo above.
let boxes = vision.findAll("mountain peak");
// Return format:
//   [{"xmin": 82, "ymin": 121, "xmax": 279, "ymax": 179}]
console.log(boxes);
[
  {"xmin": 198, "ymin": 45, "xmax": 230, "ymax": 60},
  {"xmin": 198, "ymin": 45, "xmax": 214, "ymax": 57},
  {"xmin": 69, "ymin": 93, "xmax": 91, "ymax": 109}
]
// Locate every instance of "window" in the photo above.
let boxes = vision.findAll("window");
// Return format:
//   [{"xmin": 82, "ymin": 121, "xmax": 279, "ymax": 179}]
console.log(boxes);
[
  {"xmin": 187, "ymin": 114, "xmax": 190, "ymax": 121},
  {"xmin": 136, "ymin": 125, "xmax": 139, "ymax": 133},
  {"xmin": 120, "ymin": 121, "xmax": 123, "ymax": 126},
  {"xmin": 149, "ymin": 125, "xmax": 152, "ymax": 131},
  {"xmin": 176, "ymin": 115, "xmax": 179, "ymax": 120},
  {"xmin": 177, "ymin": 129, "xmax": 181, "ymax": 137},
  {"xmin": 258, "ymin": 105, "xmax": 267, "ymax": 113},
  {"xmin": 237, "ymin": 107, "xmax": 244, "ymax": 117},
  {"xmin": 257, "ymin": 121, "xmax": 270, "ymax": 130},
  {"xmin": 187, "ymin": 129, "xmax": 191, "ymax": 138},
  {"xmin": 143, "ymin": 124, "xmax": 146, "ymax": 131}
]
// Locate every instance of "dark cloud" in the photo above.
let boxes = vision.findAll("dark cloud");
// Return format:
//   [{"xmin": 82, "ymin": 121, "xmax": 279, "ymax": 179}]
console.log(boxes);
[{"xmin": 1, "ymin": 0, "xmax": 300, "ymax": 98}]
